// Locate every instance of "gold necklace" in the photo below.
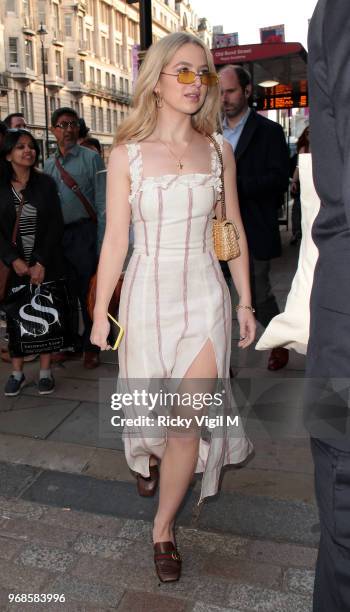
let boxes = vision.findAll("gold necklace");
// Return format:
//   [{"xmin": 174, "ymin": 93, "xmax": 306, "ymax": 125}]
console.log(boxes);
[{"xmin": 159, "ymin": 134, "xmax": 194, "ymax": 172}]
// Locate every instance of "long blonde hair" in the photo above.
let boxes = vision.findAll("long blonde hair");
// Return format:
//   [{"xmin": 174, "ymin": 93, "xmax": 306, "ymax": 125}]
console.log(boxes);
[{"xmin": 115, "ymin": 32, "xmax": 221, "ymax": 145}]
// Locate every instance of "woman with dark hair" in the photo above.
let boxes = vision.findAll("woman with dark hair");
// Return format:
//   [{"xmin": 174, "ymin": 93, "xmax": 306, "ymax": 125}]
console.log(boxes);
[{"xmin": 0, "ymin": 129, "xmax": 65, "ymax": 396}]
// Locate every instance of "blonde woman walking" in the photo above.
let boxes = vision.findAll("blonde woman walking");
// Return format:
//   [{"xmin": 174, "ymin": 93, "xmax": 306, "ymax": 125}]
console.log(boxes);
[{"xmin": 91, "ymin": 32, "xmax": 255, "ymax": 583}]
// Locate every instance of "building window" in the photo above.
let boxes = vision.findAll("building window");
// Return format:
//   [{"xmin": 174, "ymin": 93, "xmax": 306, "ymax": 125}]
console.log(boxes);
[
  {"xmin": 90, "ymin": 66, "xmax": 95, "ymax": 83},
  {"xmin": 53, "ymin": 2, "xmax": 60, "ymax": 33},
  {"xmin": 79, "ymin": 60, "xmax": 85, "ymax": 83},
  {"xmin": 97, "ymin": 69, "xmax": 101, "ymax": 86},
  {"xmin": 20, "ymin": 90, "xmax": 28, "ymax": 118},
  {"xmin": 113, "ymin": 109, "xmax": 117, "ymax": 131},
  {"xmin": 78, "ymin": 16, "xmax": 84, "ymax": 43},
  {"xmin": 105, "ymin": 72, "xmax": 110, "ymax": 89},
  {"xmin": 28, "ymin": 92, "xmax": 34, "ymax": 123},
  {"xmin": 14, "ymin": 90, "xmax": 19, "ymax": 111},
  {"xmin": 67, "ymin": 58, "xmax": 74, "ymax": 81},
  {"xmin": 80, "ymin": 103, "xmax": 84, "ymax": 117},
  {"xmin": 115, "ymin": 43, "xmax": 120, "ymax": 65},
  {"xmin": 55, "ymin": 50, "xmax": 62, "ymax": 78},
  {"xmin": 38, "ymin": 0, "xmax": 46, "ymax": 25},
  {"xmin": 9, "ymin": 38, "xmax": 18, "ymax": 65},
  {"xmin": 101, "ymin": 36, "xmax": 106, "ymax": 59},
  {"xmin": 106, "ymin": 108, "xmax": 111, "ymax": 133},
  {"xmin": 23, "ymin": 0, "xmax": 30, "ymax": 19},
  {"xmin": 115, "ymin": 11, "xmax": 123, "ymax": 32},
  {"xmin": 125, "ymin": 79, "xmax": 129, "ymax": 94},
  {"xmin": 6, "ymin": 0, "xmax": 16, "ymax": 12},
  {"xmin": 111, "ymin": 74, "xmax": 116, "ymax": 91},
  {"xmin": 120, "ymin": 111, "xmax": 125, "ymax": 122},
  {"xmin": 91, "ymin": 106, "xmax": 96, "ymax": 130},
  {"xmin": 98, "ymin": 107, "xmax": 103, "ymax": 132},
  {"xmin": 87, "ymin": 29, "xmax": 92, "ymax": 51},
  {"xmin": 74, "ymin": 101, "xmax": 80, "ymax": 113},
  {"xmin": 100, "ymin": 1, "xmax": 107, "ymax": 23},
  {"xmin": 64, "ymin": 14, "xmax": 72, "ymax": 37},
  {"xmin": 43, "ymin": 48, "xmax": 48, "ymax": 74},
  {"xmin": 50, "ymin": 96, "xmax": 56, "ymax": 114},
  {"xmin": 119, "ymin": 77, "xmax": 123, "ymax": 92},
  {"xmin": 24, "ymin": 39, "xmax": 33, "ymax": 70}
]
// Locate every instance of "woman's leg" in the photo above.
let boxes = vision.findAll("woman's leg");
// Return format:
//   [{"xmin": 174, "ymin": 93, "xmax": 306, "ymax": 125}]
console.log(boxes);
[
  {"xmin": 153, "ymin": 339, "xmax": 217, "ymax": 543},
  {"xmin": 12, "ymin": 357, "xmax": 24, "ymax": 373},
  {"xmin": 39, "ymin": 353, "xmax": 51, "ymax": 370}
]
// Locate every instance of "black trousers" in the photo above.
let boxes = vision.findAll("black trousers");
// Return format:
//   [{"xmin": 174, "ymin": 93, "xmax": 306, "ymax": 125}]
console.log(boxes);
[
  {"xmin": 63, "ymin": 219, "xmax": 99, "ymax": 353},
  {"xmin": 221, "ymin": 256, "xmax": 279, "ymax": 328},
  {"xmin": 311, "ymin": 437, "xmax": 350, "ymax": 612}
]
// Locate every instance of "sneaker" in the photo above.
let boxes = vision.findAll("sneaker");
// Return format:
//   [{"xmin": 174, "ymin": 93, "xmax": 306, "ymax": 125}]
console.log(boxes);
[
  {"xmin": 4, "ymin": 374, "xmax": 26, "ymax": 397},
  {"xmin": 38, "ymin": 376, "xmax": 55, "ymax": 395}
]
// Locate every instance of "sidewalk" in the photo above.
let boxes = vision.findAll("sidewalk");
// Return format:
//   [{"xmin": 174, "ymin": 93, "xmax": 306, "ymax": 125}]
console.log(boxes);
[{"xmin": 0, "ymin": 234, "xmax": 318, "ymax": 611}]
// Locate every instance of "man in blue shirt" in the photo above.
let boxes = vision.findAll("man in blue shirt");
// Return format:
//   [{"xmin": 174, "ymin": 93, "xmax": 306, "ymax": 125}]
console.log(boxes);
[
  {"xmin": 220, "ymin": 65, "xmax": 290, "ymax": 371},
  {"xmin": 44, "ymin": 107, "xmax": 106, "ymax": 369}
]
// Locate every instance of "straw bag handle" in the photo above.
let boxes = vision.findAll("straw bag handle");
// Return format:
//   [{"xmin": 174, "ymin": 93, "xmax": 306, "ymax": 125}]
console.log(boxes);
[{"xmin": 207, "ymin": 134, "xmax": 226, "ymax": 220}]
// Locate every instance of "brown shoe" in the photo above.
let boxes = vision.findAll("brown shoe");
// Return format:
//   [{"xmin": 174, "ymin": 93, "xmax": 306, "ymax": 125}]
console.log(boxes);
[
  {"xmin": 83, "ymin": 352, "xmax": 100, "ymax": 369},
  {"xmin": 268, "ymin": 347, "xmax": 289, "ymax": 371},
  {"xmin": 137, "ymin": 462, "xmax": 159, "ymax": 497},
  {"xmin": 51, "ymin": 351, "xmax": 83, "ymax": 364},
  {"xmin": 154, "ymin": 541, "xmax": 181, "ymax": 583}
]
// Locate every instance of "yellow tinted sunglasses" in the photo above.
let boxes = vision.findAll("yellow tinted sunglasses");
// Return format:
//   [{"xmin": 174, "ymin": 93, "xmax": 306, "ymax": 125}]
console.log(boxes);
[{"xmin": 161, "ymin": 70, "xmax": 219, "ymax": 87}]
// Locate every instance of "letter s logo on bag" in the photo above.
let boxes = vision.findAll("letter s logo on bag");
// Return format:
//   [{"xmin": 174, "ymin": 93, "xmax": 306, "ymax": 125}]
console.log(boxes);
[{"xmin": 19, "ymin": 291, "xmax": 60, "ymax": 337}]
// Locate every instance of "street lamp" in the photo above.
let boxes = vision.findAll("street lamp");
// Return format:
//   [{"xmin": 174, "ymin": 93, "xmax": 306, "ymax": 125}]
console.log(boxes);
[{"xmin": 37, "ymin": 22, "xmax": 49, "ymax": 159}]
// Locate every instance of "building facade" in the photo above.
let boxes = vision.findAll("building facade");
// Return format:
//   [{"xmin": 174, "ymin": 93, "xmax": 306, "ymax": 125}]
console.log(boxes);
[{"xmin": 0, "ymin": 0, "xmax": 213, "ymax": 159}]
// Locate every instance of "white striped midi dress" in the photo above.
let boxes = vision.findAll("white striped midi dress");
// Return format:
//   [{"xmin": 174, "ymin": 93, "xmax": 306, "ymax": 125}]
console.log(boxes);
[{"xmin": 117, "ymin": 133, "xmax": 253, "ymax": 503}]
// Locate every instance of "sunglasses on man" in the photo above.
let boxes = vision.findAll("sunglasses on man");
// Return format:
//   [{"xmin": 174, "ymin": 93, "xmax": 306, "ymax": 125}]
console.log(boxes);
[{"xmin": 54, "ymin": 120, "xmax": 80, "ymax": 130}]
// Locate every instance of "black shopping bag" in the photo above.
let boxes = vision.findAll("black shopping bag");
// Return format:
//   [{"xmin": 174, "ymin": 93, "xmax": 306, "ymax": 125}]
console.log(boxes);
[{"xmin": 3, "ymin": 280, "xmax": 74, "ymax": 356}]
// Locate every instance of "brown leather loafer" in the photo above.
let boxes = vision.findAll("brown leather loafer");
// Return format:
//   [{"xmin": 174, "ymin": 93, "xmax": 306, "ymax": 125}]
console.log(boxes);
[
  {"xmin": 83, "ymin": 352, "xmax": 100, "ymax": 369},
  {"xmin": 268, "ymin": 347, "xmax": 289, "ymax": 371},
  {"xmin": 154, "ymin": 541, "xmax": 181, "ymax": 583},
  {"xmin": 137, "ymin": 464, "xmax": 159, "ymax": 497}
]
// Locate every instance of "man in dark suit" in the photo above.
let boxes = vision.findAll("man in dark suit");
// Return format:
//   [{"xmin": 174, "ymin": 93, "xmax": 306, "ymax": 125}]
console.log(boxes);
[
  {"xmin": 306, "ymin": 2, "xmax": 350, "ymax": 610},
  {"xmin": 219, "ymin": 65, "xmax": 290, "ymax": 370}
]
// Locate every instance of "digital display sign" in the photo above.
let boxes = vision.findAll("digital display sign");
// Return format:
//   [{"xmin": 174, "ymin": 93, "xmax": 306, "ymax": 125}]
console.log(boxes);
[{"xmin": 256, "ymin": 91, "xmax": 309, "ymax": 111}]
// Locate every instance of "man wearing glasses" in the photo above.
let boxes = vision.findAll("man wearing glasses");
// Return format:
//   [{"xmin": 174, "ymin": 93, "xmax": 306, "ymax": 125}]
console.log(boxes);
[{"xmin": 44, "ymin": 107, "xmax": 106, "ymax": 369}]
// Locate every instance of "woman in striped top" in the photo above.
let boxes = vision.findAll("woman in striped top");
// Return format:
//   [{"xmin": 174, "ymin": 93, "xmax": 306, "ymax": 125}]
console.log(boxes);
[{"xmin": 0, "ymin": 129, "xmax": 65, "ymax": 397}]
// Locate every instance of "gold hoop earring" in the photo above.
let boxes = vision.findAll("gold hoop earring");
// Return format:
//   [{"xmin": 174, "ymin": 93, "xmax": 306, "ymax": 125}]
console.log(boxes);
[{"xmin": 155, "ymin": 92, "xmax": 163, "ymax": 108}]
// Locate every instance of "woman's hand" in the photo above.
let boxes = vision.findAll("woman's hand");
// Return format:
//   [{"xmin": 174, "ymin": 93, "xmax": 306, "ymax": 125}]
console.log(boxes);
[
  {"xmin": 12, "ymin": 258, "xmax": 29, "ymax": 277},
  {"xmin": 291, "ymin": 180, "xmax": 299, "ymax": 195},
  {"xmin": 236, "ymin": 307, "xmax": 256, "ymax": 349},
  {"xmin": 29, "ymin": 263, "xmax": 45, "ymax": 285},
  {"xmin": 90, "ymin": 315, "xmax": 111, "ymax": 351}
]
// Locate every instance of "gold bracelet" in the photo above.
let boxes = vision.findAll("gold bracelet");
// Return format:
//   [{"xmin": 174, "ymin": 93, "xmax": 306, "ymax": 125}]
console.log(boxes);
[{"xmin": 235, "ymin": 304, "xmax": 255, "ymax": 313}]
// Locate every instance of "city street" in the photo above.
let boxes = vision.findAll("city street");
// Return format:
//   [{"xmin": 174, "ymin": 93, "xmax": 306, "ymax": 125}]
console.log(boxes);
[{"xmin": 0, "ymin": 233, "xmax": 318, "ymax": 611}]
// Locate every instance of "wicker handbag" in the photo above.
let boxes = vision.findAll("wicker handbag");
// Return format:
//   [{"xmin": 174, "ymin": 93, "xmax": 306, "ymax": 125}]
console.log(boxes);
[{"xmin": 208, "ymin": 135, "xmax": 241, "ymax": 261}]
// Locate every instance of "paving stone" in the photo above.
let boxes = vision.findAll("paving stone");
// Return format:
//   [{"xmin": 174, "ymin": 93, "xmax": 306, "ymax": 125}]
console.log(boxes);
[
  {"xmin": 197, "ymin": 491, "xmax": 319, "ymax": 546},
  {"xmin": 23, "ymin": 377, "xmax": 99, "ymax": 403},
  {"xmin": 73, "ymin": 532, "xmax": 134, "ymax": 560},
  {"xmin": 41, "ymin": 505, "xmax": 124, "ymax": 537},
  {"xmin": 0, "ymin": 496, "xmax": 44, "ymax": 520},
  {"xmin": 116, "ymin": 591, "xmax": 188, "ymax": 612},
  {"xmin": 215, "ymin": 467, "xmax": 315, "ymax": 503},
  {"xmin": 117, "ymin": 519, "xmax": 152, "ymax": 541},
  {"xmin": 47, "ymin": 401, "xmax": 123, "ymax": 451},
  {"xmin": 0, "ymin": 558, "xmax": 51, "ymax": 592},
  {"xmin": 192, "ymin": 604, "xmax": 242, "ymax": 612},
  {"xmin": 48, "ymin": 575, "xmax": 124, "ymax": 608},
  {"xmin": 284, "ymin": 568, "xmax": 315, "ymax": 595},
  {"xmin": 71, "ymin": 553, "xmax": 157, "ymax": 590},
  {"xmin": 0, "ymin": 536, "xmax": 25, "ymax": 561},
  {"xmin": 0, "ymin": 400, "xmax": 79, "ymax": 438},
  {"xmin": 18, "ymin": 543, "xmax": 76, "ymax": 573},
  {"xmin": 22, "ymin": 470, "xmax": 196, "ymax": 525},
  {"xmin": 82, "ymin": 448, "xmax": 135, "ymax": 482},
  {"xmin": 246, "ymin": 540, "xmax": 317, "ymax": 569},
  {"xmin": 22, "ymin": 439, "xmax": 96, "ymax": 474},
  {"xmin": 202, "ymin": 554, "xmax": 282, "ymax": 589},
  {"xmin": 157, "ymin": 575, "xmax": 232, "ymax": 608},
  {"xmin": 0, "ymin": 517, "xmax": 79, "ymax": 549},
  {"xmin": 177, "ymin": 528, "xmax": 248, "ymax": 557},
  {"xmin": 0, "ymin": 588, "xmax": 14, "ymax": 612},
  {"xmin": 227, "ymin": 584, "xmax": 312, "ymax": 612},
  {"xmin": 0, "ymin": 462, "xmax": 40, "ymax": 498}
]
